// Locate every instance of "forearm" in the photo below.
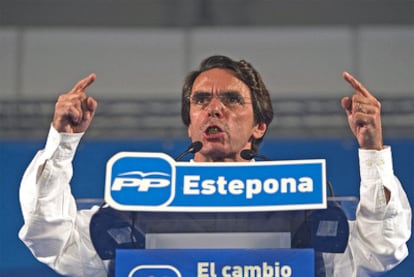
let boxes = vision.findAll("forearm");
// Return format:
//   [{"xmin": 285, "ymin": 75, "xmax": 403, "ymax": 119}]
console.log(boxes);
[
  {"xmin": 18, "ymin": 125, "xmax": 99, "ymax": 275},
  {"xmin": 19, "ymin": 125, "xmax": 83, "ymax": 220},
  {"xmin": 354, "ymin": 146, "xmax": 411, "ymax": 270}
]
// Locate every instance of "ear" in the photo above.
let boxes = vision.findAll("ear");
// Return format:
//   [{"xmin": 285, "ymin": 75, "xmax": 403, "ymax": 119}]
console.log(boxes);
[{"xmin": 252, "ymin": 122, "xmax": 267, "ymax": 139}]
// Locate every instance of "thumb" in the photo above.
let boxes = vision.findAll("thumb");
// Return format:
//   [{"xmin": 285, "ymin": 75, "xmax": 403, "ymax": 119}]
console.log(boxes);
[{"xmin": 341, "ymin": 96, "xmax": 352, "ymax": 115}]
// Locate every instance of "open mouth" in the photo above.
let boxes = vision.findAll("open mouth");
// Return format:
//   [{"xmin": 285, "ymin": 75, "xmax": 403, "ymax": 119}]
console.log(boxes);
[{"xmin": 205, "ymin": 125, "xmax": 222, "ymax": 136}]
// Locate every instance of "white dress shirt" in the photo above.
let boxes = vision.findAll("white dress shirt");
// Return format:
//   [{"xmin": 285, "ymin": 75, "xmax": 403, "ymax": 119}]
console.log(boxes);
[{"xmin": 19, "ymin": 126, "xmax": 411, "ymax": 277}]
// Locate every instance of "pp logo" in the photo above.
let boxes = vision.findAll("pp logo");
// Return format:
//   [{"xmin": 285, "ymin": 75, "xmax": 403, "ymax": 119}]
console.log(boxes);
[
  {"xmin": 129, "ymin": 265, "xmax": 182, "ymax": 277},
  {"xmin": 107, "ymin": 153, "xmax": 175, "ymax": 207}
]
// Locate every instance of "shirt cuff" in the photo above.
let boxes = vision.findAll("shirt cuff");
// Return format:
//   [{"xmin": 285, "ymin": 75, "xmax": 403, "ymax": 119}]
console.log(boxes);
[
  {"xmin": 44, "ymin": 124, "xmax": 84, "ymax": 161},
  {"xmin": 358, "ymin": 146, "xmax": 394, "ymax": 180}
]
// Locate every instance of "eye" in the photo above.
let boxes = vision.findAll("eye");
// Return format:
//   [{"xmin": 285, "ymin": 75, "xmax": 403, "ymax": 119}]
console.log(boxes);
[
  {"xmin": 220, "ymin": 92, "xmax": 245, "ymax": 105},
  {"xmin": 191, "ymin": 92, "xmax": 212, "ymax": 105}
]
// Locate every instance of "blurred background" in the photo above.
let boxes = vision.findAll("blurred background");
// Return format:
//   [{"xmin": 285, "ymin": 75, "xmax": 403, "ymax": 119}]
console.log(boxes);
[{"xmin": 1, "ymin": 0, "xmax": 413, "ymax": 276}]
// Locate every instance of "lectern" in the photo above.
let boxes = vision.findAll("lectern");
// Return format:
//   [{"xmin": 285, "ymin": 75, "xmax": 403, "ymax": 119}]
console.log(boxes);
[{"xmin": 84, "ymin": 152, "xmax": 357, "ymax": 276}]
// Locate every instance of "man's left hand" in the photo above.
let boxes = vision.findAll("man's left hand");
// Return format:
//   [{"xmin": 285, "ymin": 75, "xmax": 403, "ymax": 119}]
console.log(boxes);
[{"xmin": 341, "ymin": 72, "xmax": 383, "ymax": 150}]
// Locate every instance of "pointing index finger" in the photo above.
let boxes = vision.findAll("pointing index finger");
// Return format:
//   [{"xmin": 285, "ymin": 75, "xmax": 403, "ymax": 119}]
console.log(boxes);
[
  {"xmin": 342, "ymin": 71, "xmax": 371, "ymax": 98},
  {"xmin": 71, "ymin": 73, "xmax": 96, "ymax": 94}
]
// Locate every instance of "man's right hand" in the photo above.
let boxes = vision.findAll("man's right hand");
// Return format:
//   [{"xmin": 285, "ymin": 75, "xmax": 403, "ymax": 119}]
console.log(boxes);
[{"xmin": 52, "ymin": 74, "xmax": 98, "ymax": 134}]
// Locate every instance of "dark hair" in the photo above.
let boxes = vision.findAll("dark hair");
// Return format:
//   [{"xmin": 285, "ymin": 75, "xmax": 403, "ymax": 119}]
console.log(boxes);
[{"xmin": 181, "ymin": 55, "xmax": 274, "ymax": 153}]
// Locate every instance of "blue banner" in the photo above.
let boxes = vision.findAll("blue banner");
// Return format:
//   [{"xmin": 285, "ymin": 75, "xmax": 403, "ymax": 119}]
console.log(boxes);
[
  {"xmin": 105, "ymin": 152, "xmax": 326, "ymax": 212},
  {"xmin": 115, "ymin": 249, "xmax": 314, "ymax": 277}
]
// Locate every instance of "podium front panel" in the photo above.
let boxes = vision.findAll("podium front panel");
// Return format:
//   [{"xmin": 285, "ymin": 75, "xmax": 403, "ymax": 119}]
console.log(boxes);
[{"xmin": 115, "ymin": 248, "xmax": 315, "ymax": 277}]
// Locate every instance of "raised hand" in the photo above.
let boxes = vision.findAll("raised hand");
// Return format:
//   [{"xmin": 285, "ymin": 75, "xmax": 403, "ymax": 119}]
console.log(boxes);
[
  {"xmin": 52, "ymin": 74, "xmax": 98, "ymax": 134},
  {"xmin": 341, "ymin": 72, "xmax": 383, "ymax": 150}
]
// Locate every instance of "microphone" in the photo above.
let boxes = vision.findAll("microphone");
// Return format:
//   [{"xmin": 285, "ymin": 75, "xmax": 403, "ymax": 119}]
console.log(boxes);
[
  {"xmin": 174, "ymin": 141, "xmax": 203, "ymax": 161},
  {"xmin": 240, "ymin": 149, "xmax": 270, "ymax": 161}
]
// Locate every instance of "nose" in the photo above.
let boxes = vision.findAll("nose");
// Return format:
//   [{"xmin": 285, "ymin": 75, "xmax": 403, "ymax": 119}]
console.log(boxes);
[{"xmin": 207, "ymin": 97, "xmax": 224, "ymax": 118}]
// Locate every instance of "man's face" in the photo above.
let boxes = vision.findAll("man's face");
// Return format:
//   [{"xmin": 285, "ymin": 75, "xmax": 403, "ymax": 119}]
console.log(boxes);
[{"xmin": 187, "ymin": 68, "xmax": 267, "ymax": 162}]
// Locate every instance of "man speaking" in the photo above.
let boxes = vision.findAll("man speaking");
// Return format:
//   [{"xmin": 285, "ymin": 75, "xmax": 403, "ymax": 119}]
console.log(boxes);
[{"xmin": 19, "ymin": 55, "xmax": 411, "ymax": 276}]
